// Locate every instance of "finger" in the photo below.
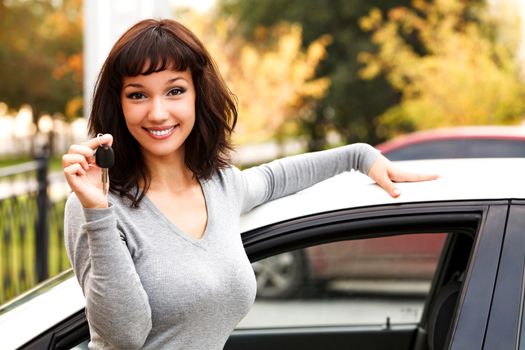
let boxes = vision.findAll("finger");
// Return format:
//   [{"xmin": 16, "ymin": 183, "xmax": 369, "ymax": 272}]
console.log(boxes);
[
  {"xmin": 62, "ymin": 153, "xmax": 90, "ymax": 171},
  {"xmin": 81, "ymin": 134, "xmax": 114, "ymax": 150},
  {"xmin": 375, "ymin": 173, "xmax": 401, "ymax": 198},
  {"xmin": 390, "ymin": 169, "xmax": 439, "ymax": 183},
  {"xmin": 63, "ymin": 165, "xmax": 107, "ymax": 208},
  {"xmin": 67, "ymin": 144, "xmax": 97, "ymax": 163},
  {"xmin": 63, "ymin": 163, "xmax": 86, "ymax": 178}
]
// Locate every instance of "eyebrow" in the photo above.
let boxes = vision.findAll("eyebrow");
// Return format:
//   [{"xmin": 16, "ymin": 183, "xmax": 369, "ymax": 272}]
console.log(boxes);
[{"xmin": 123, "ymin": 77, "xmax": 186, "ymax": 89}]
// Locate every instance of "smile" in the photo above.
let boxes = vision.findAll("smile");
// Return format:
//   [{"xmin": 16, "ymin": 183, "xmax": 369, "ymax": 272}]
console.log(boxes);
[{"xmin": 144, "ymin": 126, "xmax": 176, "ymax": 137}]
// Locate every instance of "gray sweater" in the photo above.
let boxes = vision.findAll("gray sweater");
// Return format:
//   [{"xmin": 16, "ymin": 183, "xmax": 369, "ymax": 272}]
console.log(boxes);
[{"xmin": 64, "ymin": 143, "xmax": 379, "ymax": 350}]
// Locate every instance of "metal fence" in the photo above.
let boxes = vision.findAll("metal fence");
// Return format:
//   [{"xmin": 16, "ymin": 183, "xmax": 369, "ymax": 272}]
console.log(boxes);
[{"xmin": 0, "ymin": 150, "xmax": 69, "ymax": 304}]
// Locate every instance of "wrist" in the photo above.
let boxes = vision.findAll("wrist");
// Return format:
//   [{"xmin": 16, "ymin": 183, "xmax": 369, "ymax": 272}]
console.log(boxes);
[{"xmin": 78, "ymin": 194, "xmax": 109, "ymax": 209}]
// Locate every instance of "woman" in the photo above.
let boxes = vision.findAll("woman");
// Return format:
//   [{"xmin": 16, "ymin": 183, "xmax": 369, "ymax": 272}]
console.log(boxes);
[{"xmin": 62, "ymin": 19, "xmax": 436, "ymax": 350}]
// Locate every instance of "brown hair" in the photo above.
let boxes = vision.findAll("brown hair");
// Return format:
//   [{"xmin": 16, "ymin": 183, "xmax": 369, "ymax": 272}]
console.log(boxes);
[{"xmin": 88, "ymin": 19, "xmax": 237, "ymax": 207}]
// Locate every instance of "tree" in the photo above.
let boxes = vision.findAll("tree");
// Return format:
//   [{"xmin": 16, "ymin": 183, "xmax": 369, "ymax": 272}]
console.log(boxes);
[
  {"xmin": 219, "ymin": 0, "xmax": 414, "ymax": 149},
  {"xmin": 358, "ymin": 0, "xmax": 525, "ymax": 138},
  {"xmin": 178, "ymin": 9, "xmax": 331, "ymax": 145},
  {"xmin": 0, "ymin": 0, "xmax": 83, "ymax": 121}
]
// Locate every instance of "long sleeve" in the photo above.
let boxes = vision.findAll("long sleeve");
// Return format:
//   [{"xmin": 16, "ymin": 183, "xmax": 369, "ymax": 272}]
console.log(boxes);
[
  {"xmin": 64, "ymin": 194, "xmax": 152, "ymax": 349},
  {"xmin": 238, "ymin": 143, "xmax": 380, "ymax": 213}
]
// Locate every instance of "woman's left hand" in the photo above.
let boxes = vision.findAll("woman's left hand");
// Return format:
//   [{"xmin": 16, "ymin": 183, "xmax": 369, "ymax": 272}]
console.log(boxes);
[{"xmin": 367, "ymin": 154, "xmax": 439, "ymax": 198}]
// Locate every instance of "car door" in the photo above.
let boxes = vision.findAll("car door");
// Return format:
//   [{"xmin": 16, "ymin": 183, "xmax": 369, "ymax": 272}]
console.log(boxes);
[
  {"xmin": 18, "ymin": 201, "xmax": 508, "ymax": 350},
  {"xmin": 226, "ymin": 201, "xmax": 508, "ymax": 350}
]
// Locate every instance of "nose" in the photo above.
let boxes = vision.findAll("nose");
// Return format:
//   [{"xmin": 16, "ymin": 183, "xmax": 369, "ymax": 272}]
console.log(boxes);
[{"xmin": 148, "ymin": 97, "xmax": 169, "ymax": 122}]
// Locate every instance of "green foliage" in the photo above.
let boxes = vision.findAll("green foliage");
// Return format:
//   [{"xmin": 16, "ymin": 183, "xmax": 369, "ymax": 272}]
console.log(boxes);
[
  {"xmin": 0, "ymin": 195, "xmax": 37, "ymax": 303},
  {"xmin": 0, "ymin": 154, "xmax": 64, "ymax": 171},
  {"xmin": 0, "ymin": 194, "xmax": 69, "ymax": 304},
  {"xmin": 219, "ymin": 0, "xmax": 413, "ymax": 148},
  {"xmin": 179, "ymin": 10, "xmax": 331, "ymax": 145},
  {"xmin": 0, "ymin": 0, "xmax": 83, "ymax": 120},
  {"xmin": 219, "ymin": 0, "xmax": 516, "ymax": 147},
  {"xmin": 359, "ymin": 0, "xmax": 525, "ymax": 139}
]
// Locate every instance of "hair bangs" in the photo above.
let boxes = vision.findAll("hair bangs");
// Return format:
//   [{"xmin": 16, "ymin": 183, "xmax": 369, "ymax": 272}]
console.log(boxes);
[{"xmin": 115, "ymin": 25, "xmax": 200, "ymax": 78}]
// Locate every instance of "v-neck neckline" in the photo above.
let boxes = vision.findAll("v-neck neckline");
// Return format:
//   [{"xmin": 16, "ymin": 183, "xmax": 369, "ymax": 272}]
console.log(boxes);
[{"xmin": 141, "ymin": 177, "xmax": 211, "ymax": 245}]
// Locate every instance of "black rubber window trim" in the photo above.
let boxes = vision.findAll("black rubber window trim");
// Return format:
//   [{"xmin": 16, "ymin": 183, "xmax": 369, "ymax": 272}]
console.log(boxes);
[
  {"xmin": 20, "ymin": 310, "xmax": 88, "ymax": 350},
  {"xmin": 242, "ymin": 202, "xmax": 485, "ymax": 262}
]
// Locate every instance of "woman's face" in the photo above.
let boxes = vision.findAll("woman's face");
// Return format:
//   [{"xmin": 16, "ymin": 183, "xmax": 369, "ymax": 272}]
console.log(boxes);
[{"xmin": 120, "ymin": 68, "xmax": 196, "ymax": 161}]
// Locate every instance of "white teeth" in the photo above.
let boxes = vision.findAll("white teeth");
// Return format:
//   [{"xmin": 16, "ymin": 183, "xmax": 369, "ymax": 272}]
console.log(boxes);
[{"xmin": 147, "ymin": 126, "xmax": 175, "ymax": 136}]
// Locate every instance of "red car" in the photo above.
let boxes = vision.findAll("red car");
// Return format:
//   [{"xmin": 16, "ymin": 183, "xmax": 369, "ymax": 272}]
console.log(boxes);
[{"xmin": 376, "ymin": 125, "xmax": 525, "ymax": 160}]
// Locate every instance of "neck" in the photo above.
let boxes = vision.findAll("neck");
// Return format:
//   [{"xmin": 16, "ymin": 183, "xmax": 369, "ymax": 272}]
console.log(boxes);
[{"xmin": 143, "ymin": 150, "xmax": 195, "ymax": 192}]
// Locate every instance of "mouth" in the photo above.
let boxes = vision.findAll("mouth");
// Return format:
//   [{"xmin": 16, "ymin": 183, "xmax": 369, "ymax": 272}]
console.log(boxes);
[{"xmin": 143, "ymin": 125, "xmax": 177, "ymax": 138}]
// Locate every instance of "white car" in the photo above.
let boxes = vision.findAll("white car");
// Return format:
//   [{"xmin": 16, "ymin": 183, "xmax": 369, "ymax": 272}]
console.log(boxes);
[{"xmin": 1, "ymin": 158, "xmax": 525, "ymax": 350}]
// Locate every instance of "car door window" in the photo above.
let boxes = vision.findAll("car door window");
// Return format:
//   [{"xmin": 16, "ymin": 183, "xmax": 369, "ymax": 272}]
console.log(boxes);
[
  {"xmin": 69, "ymin": 342, "xmax": 89, "ymax": 350},
  {"xmin": 239, "ymin": 232, "xmax": 447, "ymax": 329}
]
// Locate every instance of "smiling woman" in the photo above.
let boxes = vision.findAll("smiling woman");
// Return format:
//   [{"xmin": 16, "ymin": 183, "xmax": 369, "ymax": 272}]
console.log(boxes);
[{"xmin": 60, "ymin": 18, "xmax": 436, "ymax": 350}]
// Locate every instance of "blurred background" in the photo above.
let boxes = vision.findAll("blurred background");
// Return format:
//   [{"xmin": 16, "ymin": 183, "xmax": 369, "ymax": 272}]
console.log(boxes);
[{"xmin": 1, "ymin": 0, "xmax": 524, "ymax": 304}]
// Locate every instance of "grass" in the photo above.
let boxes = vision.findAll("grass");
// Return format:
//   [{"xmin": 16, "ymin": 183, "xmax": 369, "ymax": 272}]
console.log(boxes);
[
  {"xmin": 0, "ymin": 156, "xmax": 33, "ymax": 167},
  {"xmin": 0, "ymin": 154, "xmax": 63, "ymax": 172}
]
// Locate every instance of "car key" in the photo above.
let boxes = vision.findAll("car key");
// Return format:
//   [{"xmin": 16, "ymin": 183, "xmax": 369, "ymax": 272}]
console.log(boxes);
[{"xmin": 95, "ymin": 144, "xmax": 114, "ymax": 195}]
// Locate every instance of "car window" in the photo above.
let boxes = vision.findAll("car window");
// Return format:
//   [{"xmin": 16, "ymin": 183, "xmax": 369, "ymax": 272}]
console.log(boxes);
[
  {"xmin": 384, "ymin": 139, "xmax": 525, "ymax": 160},
  {"xmin": 69, "ymin": 342, "xmax": 89, "ymax": 350},
  {"xmin": 238, "ymin": 233, "xmax": 447, "ymax": 329}
]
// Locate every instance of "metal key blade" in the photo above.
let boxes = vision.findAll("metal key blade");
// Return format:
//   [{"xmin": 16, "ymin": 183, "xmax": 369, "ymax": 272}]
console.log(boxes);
[
  {"xmin": 95, "ymin": 145, "xmax": 114, "ymax": 196},
  {"xmin": 101, "ymin": 168, "xmax": 109, "ymax": 195}
]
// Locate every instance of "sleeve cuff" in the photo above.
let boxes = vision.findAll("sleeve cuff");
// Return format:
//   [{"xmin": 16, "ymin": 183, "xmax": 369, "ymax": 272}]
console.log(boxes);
[
  {"xmin": 82, "ymin": 204, "xmax": 116, "ymax": 232},
  {"xmin": 361, "ymin": 146, "xmax": 381, "ymax": 175},
  {"xmin": 348, "ymin": 143, "xmax": 381, "ymax": 174}
]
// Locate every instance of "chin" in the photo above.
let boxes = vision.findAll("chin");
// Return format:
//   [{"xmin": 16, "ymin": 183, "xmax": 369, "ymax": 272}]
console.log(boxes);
[{"xmin": 142, "ymin": 144, "xmax": 185, "ymax": 158}]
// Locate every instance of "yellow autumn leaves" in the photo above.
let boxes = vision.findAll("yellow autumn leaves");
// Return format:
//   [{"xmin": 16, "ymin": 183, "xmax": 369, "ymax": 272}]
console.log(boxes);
[
  {"xmin": 180, "ymin": 10, "xmax": 331, "ymax": 144},
  {"xmin": 358, "ymin": 0, "xmax": 525, "ymax": 138}
]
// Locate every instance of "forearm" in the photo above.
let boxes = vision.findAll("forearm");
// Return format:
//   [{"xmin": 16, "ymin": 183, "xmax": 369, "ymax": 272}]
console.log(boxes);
[
  {"xmin": 240, "ymin": 143, "xmax": 380, "ymax": 213},
  {"xmin": 65, "ymin": 196, "xmax": 152, "ymax": 349},
  {"xmin": 82, "ymin": 208, "xmax": 151, "ymax": 348}
]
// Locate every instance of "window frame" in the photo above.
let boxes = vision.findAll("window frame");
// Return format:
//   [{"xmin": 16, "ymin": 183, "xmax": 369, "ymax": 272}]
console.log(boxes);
[
  {"xmin": 486, "ymin": 201, "xmax": 525, "ymax": 350},
  {"xmin": 242, "ymin": 202, "xmax": 483, "ymax": 262}
]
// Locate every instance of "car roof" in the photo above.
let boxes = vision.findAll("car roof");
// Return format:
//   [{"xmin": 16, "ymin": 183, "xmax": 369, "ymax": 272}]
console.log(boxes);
[
  {"xmin": 375, "ymin": 125, "xmax": 525, "ymax": 153},
  {"xmin": 239, "ymin": 158, "xmax": 525, "ymax": 232},
  {"xmin": 1, "ymin": 157, "xmax": 524, "ymax": 349}
]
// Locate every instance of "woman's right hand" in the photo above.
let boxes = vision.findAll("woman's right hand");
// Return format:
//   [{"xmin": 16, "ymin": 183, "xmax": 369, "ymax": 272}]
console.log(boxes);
[{"xmin": 62, "ymin": 134, "xmax": 113, "ymax": 209}]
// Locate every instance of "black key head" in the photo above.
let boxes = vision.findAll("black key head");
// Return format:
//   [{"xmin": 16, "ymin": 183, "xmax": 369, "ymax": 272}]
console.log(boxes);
[{"xmin": 95, "ymin": 145, "xmax": 115, "ymax": 168}]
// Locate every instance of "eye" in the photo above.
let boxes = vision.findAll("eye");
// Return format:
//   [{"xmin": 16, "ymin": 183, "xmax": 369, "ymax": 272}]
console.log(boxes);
[
  {"xmin": 167, "ymin": 87, "xmax": 186, "ymax": 96},
  {"xmin": 126, "ymin": 92, "xmax": 146, "ymax": 100}
]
